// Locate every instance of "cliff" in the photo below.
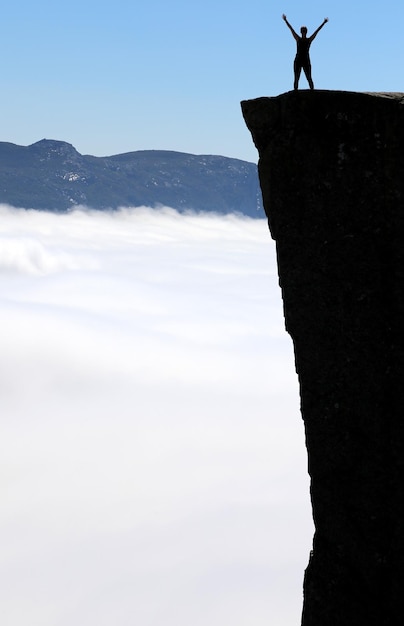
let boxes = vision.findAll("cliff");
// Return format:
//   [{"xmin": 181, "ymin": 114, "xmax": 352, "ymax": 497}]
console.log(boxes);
[{"xmin": 241, "ymin": 91, "xmax": 404, "ymax": 625}]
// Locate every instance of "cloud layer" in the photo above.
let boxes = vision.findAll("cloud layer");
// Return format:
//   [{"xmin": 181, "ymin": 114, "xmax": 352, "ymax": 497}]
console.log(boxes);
[{"xmin": 0, "ymin": 205, "xmax": 313, "ymax": 626}]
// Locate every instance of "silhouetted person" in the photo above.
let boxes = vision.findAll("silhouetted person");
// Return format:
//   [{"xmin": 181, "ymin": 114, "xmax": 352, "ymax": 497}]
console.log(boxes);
[{"xmin": 282, "ymin": 14, "xmax": 328, "ymax": 90}]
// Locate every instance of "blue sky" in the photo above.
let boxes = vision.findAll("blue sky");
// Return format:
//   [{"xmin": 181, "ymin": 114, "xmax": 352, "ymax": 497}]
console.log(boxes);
[{"xmin": 2, "ymin": 0, "xmax": 403, "ymax": 161}]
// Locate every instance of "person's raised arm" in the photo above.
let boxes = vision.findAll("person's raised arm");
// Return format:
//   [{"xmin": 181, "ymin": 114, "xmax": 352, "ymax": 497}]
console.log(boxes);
[
  {"xmin": 309, "ymin": 18, "xmax": 329, "ymax": 42},
  {"xmin": 282, "ymin": 14, "xmax": 299, "ymax": 41}
]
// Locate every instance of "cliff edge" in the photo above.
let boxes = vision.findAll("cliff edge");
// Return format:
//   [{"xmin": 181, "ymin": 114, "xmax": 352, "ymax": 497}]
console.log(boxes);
[{"xmin": 241, "ymin": 91, "xmax": 404, "ymax": 625}]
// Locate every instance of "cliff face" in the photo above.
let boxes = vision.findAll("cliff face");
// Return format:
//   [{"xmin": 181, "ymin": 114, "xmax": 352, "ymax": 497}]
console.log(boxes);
[{"xmin": 241, "ymin": 91, "xmax": 404, "ymax": 625}]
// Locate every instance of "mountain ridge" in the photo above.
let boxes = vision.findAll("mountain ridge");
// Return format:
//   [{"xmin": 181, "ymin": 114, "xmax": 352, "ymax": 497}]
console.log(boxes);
[{"xmin": 0, "ymin": 139, "xmax": 263, "ymax": 216}]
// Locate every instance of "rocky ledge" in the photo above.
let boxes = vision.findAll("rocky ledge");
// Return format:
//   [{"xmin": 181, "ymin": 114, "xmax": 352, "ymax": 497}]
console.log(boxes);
[{"xmin": 242, "ymin": 91, "xmax": 404, "ymax": 625}]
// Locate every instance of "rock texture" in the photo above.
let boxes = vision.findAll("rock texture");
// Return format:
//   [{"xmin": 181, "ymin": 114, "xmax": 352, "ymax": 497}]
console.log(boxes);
[
  {"xmin": 241, "ymin": 91, "xmax": 404, "ymax": 625},
  {"xmin": 0, "ymin": 140, "xmax": 263, "ymax": 216}
]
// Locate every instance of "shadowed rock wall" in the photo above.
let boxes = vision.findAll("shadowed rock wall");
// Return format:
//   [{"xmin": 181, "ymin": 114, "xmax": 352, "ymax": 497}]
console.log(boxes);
[{"xmin": 241, "ymin": 91, "xmax": 404, "ymax": 625}]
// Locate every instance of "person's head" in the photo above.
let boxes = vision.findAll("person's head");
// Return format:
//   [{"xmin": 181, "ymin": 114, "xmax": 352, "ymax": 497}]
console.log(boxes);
[{"xmin": 300, "ymin": 26, "xmax": 308, "ymax": 37}]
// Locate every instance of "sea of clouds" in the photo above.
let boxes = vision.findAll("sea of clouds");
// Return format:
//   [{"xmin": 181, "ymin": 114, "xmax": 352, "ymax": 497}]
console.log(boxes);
[{"xmin": 0, "ymin": 205, "xmax": 313, "ymax": 626}]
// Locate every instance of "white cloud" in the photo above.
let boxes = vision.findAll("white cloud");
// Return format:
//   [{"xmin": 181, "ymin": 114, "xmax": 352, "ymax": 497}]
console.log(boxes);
[{"xmin": 0, "ymin": 206, "xmax": 313, "ymax": 626}]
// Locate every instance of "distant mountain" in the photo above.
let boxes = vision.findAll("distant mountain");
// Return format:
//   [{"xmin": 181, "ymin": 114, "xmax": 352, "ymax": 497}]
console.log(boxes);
[{"xmin": 0, "ymin": 139, "xmax": 263, "ymax": 217}]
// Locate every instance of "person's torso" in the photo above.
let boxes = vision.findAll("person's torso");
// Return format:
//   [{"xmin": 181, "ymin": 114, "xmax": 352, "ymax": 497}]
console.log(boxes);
[{"xmin": 296, "ymin": 37, "xmax": 311, "ymax": 59}]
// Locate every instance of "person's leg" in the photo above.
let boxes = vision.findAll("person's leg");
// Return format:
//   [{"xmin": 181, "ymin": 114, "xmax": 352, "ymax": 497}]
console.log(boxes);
[
  {"xmin": 303, "ymin": 62, "xmax": 314, "ymax": 89},
  {"xmin": 294, "ymin": 59, "xmax": 302, "ymax": 90}
]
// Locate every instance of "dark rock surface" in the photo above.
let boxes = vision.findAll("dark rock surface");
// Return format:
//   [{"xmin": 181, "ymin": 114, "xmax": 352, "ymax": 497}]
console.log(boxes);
[
  {"xmin": 241, "ymin": 91, "xmax": 404, "ymax": 624},
  {"xmin": 0, "ymin": 140, "xmax": 263, "ymax": 216}
]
